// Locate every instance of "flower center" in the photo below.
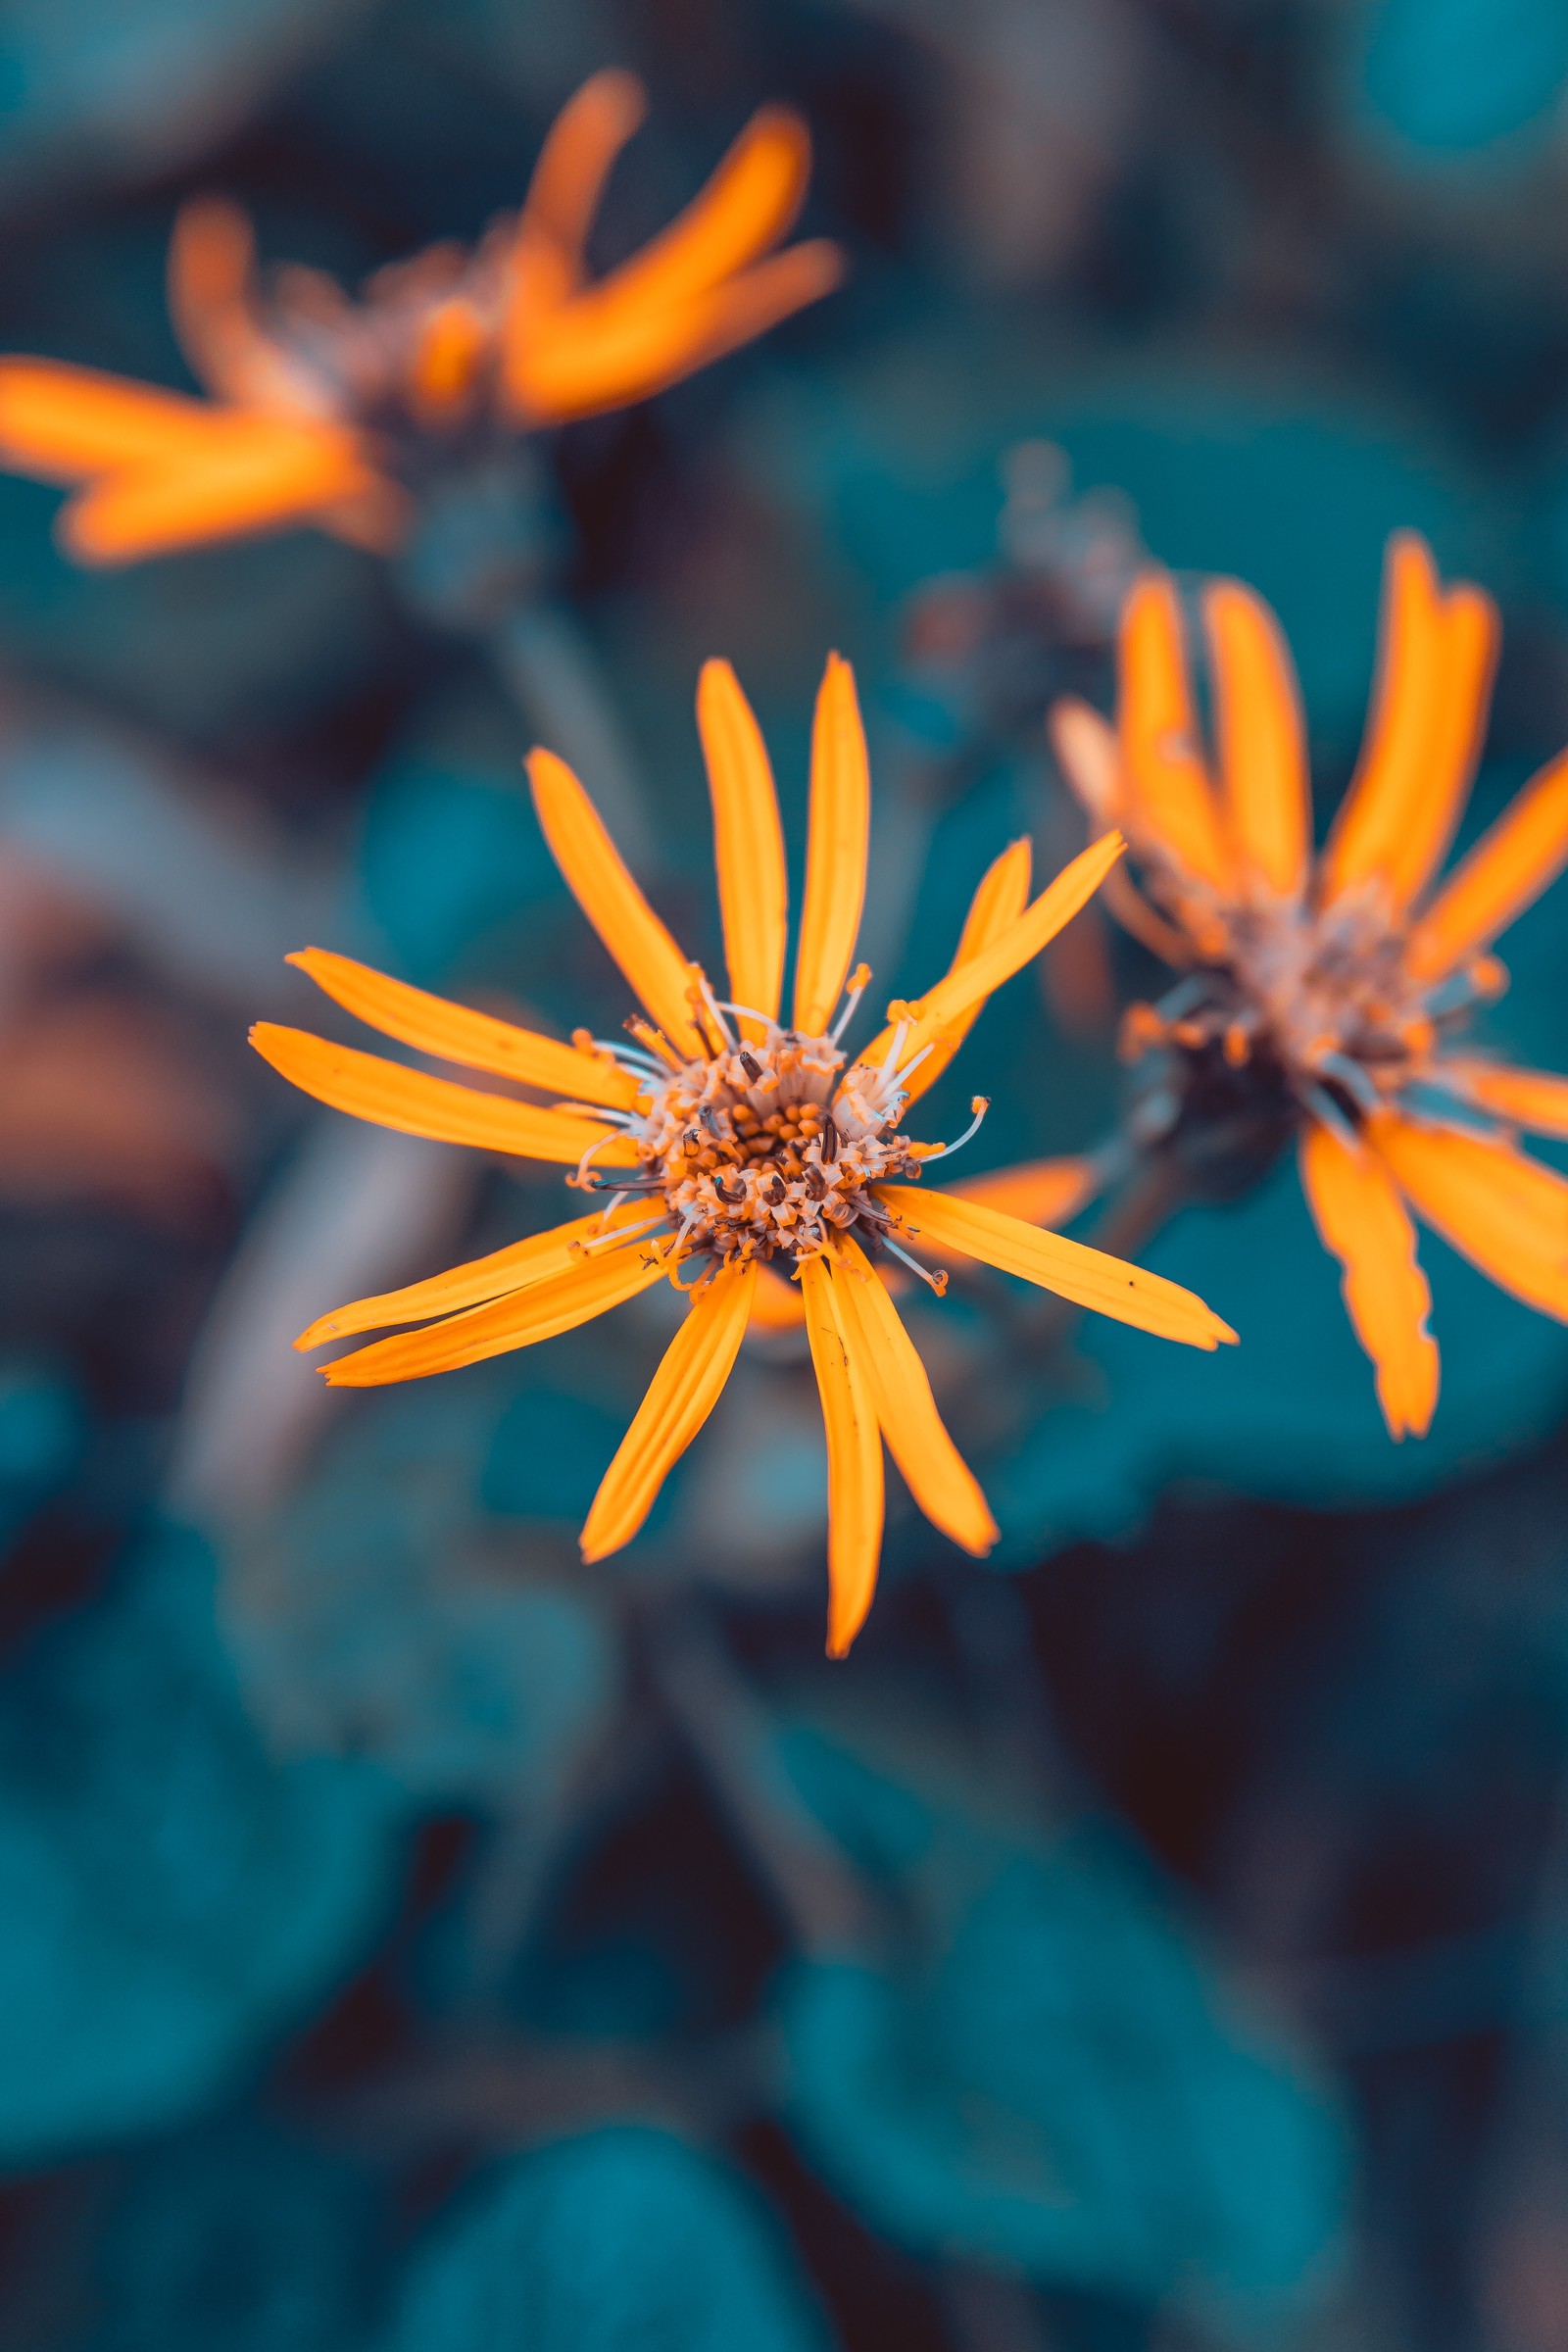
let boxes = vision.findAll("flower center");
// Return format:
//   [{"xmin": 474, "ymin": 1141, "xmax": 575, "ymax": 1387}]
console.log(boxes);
[{"xmin": 633, "ymin": 1025, "xmax": 922, "ymax": 1268}]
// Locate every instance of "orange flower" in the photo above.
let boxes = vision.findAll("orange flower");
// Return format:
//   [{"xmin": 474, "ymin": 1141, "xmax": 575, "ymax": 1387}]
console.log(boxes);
[
  {"xmin": 253, "ymin": 656, "xmax": 1235, "ymax": 1653},
  {"xmin": 0, "ymin": 72, "xmax": 842, "ymax": 566},
  {"xmin": 1051, "ymin": 530, "xmax": 1568, "ymax": 1441}
]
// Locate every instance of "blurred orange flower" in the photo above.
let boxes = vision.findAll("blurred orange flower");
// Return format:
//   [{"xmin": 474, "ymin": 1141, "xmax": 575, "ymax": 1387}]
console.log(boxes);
[
  {"xmin": 1052, "ymin": 530, "xmax": 1568, "ymax": 1441},
  {"xmin": 253, "ymin": 656, "xmax": 1233, "ymax": 1653},
  {"xmin": 0, "ymin": 72, "xmax": 842, "ymax": 565}
]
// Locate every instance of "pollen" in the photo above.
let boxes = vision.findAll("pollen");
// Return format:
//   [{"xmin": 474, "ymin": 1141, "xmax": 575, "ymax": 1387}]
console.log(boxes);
[{"xmin": 621, "ymin": 1017, "xmax": 923, "ymax": 1273}]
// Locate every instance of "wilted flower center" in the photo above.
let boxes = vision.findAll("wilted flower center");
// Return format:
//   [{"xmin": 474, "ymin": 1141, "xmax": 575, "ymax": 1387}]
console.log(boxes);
[{"xmin": 632, "ymin": 1025, "xmax": 922, "ymax": 1268}]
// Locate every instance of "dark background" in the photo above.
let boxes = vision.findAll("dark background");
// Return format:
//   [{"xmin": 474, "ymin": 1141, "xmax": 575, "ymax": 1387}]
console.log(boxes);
[{"xmin": 4, "ymin": 2, "xmax": 1568, "ymax": 2346}]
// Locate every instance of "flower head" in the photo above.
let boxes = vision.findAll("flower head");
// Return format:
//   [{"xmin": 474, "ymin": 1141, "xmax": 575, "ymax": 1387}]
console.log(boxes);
[
  {"xmin": 252, "ymin": 655, "xmax": 1235, "ymax": 1653},
  {"xmin": 1052, "ymin": 531, "xmax": 1568, "ymax": 1440},
  {"xmin": 0, "ymin": 72, "xmax": 842, "ymax": 566}
]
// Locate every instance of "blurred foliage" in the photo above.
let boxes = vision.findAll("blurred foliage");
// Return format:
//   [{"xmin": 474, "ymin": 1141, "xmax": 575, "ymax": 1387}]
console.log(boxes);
[{"xmin": 7, "ymin": 3, "xmax": 1568, "ymax": 2350}]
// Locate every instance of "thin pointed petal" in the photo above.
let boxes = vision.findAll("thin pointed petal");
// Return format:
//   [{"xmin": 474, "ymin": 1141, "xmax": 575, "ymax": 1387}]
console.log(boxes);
[
  {"xmin": 581, "ymin": 1258, "xmax": 756, "ymax": 1559},
  {"xmin": 873, "ymin": 1182, "xmax": 1237, "ymax": 1348},
  {"xmin": 526, "ymin": 746, "xmax": 703, "ymax": 1055},
  {"xmin": 1376, "ymin": 1114, "xmax": 1568, "ymax": 1322},
  {"xmin": 61, "ymin": 416, "xmax": 389, "ymax": 564},
  {"xmin": 698, "ymin": 659, "xmax": 787, "ymax": 1033},
  {"xmin": 167, "ymin": 196, "xmax": 301, "ymax": 410},
  {"xmin": 286, "ymin": 948, "xmax": 641, "ymax": 1109},
  {"xmin": 1203, "ymin": 579, "xmax": 1310, "ymax": 897},
  {"xmin": 249, "ymin": 1023, "xmax": 631, "ymax": 1165},
  {"xmin": 320, "ymin": 1237, "xmax": 670, "ymax": 1387},
  {"xmin": 295, "ymin": 1201, "xmax": 661, "ymax": 1349},
  {"xmin": 516, "ymin": 70, "xmax": 648, "ymax": 276},
  {"xmin": 945, "ymin": 1155, "xmax": 1100, "ymax": 1227},
  {"xmin": 1443, "ymin": 1058, "xmax": 1568, "ymax": 1139},
  {"xmin": 794, "ymin": 653, "xmax": 870, "ymax": 1034},
  {"xmin": 0, "ymin": 359, "xmax": 214, "ymax": 476},
  {"xmin": 1050, "ymin": 697, "xmax": 1123, "ymax": 829},
  {"xmin": 1320, "ymin": 536, "xmax": 1496, "ymax": 911},
  {"xmin": 895, "ymin": 836, "xmax": 1032, "ymax": 1104},
  {"xmin": 1298, "ymin": 1120, "xmax": 1439, "ymax": 1440},
  {"xmin": 855, "ymin": 832, "xmax": 1124, "ymax": 1081},
  {"xmin": 1118, "ymin": 572, "xmax": 1231, "ymax": 891},
  {"xmin": 800, "ymin": 1252, "xmax": 884, "ymax": 1658},
  {"xmin": 831, "ymin": 1235, "xmax": 996, "ymax": 1555},
  {"xmin": 1405, "ymin": 745, "xmax": 1568, "ymax": 981}
]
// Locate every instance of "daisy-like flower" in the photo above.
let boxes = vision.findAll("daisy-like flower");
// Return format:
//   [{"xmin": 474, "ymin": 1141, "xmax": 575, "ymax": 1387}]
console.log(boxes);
[
  {"xmin": 0, "ymin": 72, "xmax": 841, "ymax": 566},
  {"xmin": 251, "ymin": 655, "xmax": 1236, "ymax": 1653},
  {"xmin": 1051, "ymin": 531, "xmax": 1568, "ymax": 1441}
]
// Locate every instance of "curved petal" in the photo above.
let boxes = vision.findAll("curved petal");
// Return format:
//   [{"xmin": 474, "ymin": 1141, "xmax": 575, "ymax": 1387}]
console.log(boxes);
[
  {"xmin": 1050, "ymin": 697, "xmax": 1123, "ymax": 830},
  {"xmin": 854, "ymin": 832, "xmax": 1124, "ymax": 1082},
  {"xmin": 249, "ymin": 1023, "xmax": 631, "ymax": 1165},
  {"xmin": 294, "ymin": 1200, "xmax": 662, "ymax": 1349},
  {"xmin": 580, "ymin": 1257, "xmax": 756, "ymax": 1560},
  {"xmin": 1375, "ymin": 1114, "xmax": 1568, "ymax": 1322},
  {"xmin": 1404, "ymin": 746, "xmax": 1568, "ymax": 982},
  {"xmin": 831, "ymin": 1234, "xmax": 996, "ymax": 1556},
  {"xmin": 526, "ymin": 747, "xmax": 703, "ymax": 1055},
  {"xmin": 319, "ymin": 1235, "xmax": 670, "ymax": 1387},
  {"xmin": 1202, "ymin": 579, "xmax": 1309, "ymax": 898},
  {"xmin": 1441, "ymin": 1057, "xmax": 1568, "ymax": 1139},
  {"xmin": 1321, "ymin": 535, "xmax": 1496, "ymax": 912},
  {"xmin": 697, "ymin": 659, "xmax": 787, "ymax": 1033},
  {"xmin": 800, "ymin": 1251, "xmax": 884, "ymax": 1658},
  {"xmin": 286, "ymin": 948, "xmax": 641, "ymax": 1110},
  {"xmin": 508, "ymin": 242, "xmax": 843, "ymax": 423},
  {"xmin": 873, "ymin": 1182, "xmax": 1237, "ymax": 1348},
  {"xmin": 0, "ymin": 359, "xmax": 216, "ymax": 476},
  {"xmin": 944, "ymin": 1154, "xmax": 1100, "ymax": 1227},
  {"xmin": 1117, "ymin": 572, "xmax": 1230, "ymax": 892},
  {"xmin": 515, "ymin": 70, "xmax": 648, "ymax": 280},
  {"xmin": 793, "ymin": 653, "xmax": 870, "ymax": 1035},
  {"xmin": 60, "ymin": 416, "xmax": 390, "ymax": 564},
  {"xmin": 168, "ymin": 196, "xmax": 304, "ymax": 410},
  {"xmin": 893, "ymin": 836, "xmax": 1032, "ymax": 1104},
  {"xmin": 749, "ymin": 1262, "xmax": 807, "ymax": 1331},
  {"xmin": 1298, "ymin": 1119, "xmax": 1438, "ymax": 1440}
]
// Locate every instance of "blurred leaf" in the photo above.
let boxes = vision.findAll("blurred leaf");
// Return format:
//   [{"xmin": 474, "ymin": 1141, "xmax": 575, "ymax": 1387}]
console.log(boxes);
[
  {"xmin": 776, "ymin": 1702, "xmax": 1347, "ymax": 2338},
  {"xmin": 227, "ymin": 1378, "xmax": 622, "ymax": 1810},
  {"xmin": 0, "ymin": 0, "xmax": 374, "ymax": 203},
  {"xmin": 88, "ymin": 2115, "xmax": 378, "ymax": 2352},
  {"xmin": 0, "ymin": 1525, "xmax": 399, "ymax": 2163},
  {"xmin": 1358, "ymin": 0, "xmax": 1568, "ymax": 155},
  {"xmin": 385, "ymin": 2127, "xmax": 834, "ymax": 2352}
]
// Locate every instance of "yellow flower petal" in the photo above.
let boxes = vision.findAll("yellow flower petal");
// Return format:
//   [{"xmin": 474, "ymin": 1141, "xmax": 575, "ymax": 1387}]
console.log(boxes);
[
  {"xmin": 855, "ymin": 832, "xmax": 1124, "ymax": 1082},
  {"xmin": 1202, "ymin": 578, "xmax": 1310, "ymax": 898},
  {"xmin": 1442, "ymin": 1058, "xmax": 1568, "ymax": 1139},
  {"xmin": 286, "ymin": 948, "xmax": 641, "ymax": 1110},
  {"xmin": 1376, "ymin": 1114, "xmax": 1568, "ymax": 1323},
  {"xmin": 319, "ymin": 1236, "xmax": 671, "ymax": 1387},
  {"xmin": 249, "ymin": 1022, "xmax": 632, "ymax": 1165},
  {"xmin": 793, "ymin": 653, "xmax": 870, "ymax": 1035},
  {"xmin": 167, "ymin": 196, "xmax": 304, "ymax": 412},
  {"xmin": 749, "ymin": 1263, "xmax": 807, "ymax": 1331},
  {"xmin": 894, "ymin": 836, "xmax": 1032, "ymax": 1105},
  {"xmin": 1405, "ymin": 745, "xmax": 1568, "ymax": 981},
  {"xmin": 697, "ymin": 659, "xmax": 787, "ymax": 1034},
  {"xmin": 294, "ymin": 1200, "xmax": 662, "ymax": 1349},
  {"xmin": 61, "ymin": 414, "xmax": 392, "ymax": 564},
  {"xmin": 514, "ymin": 69, "xmax": 648, "ymax": 285},
  {"xmin": 0, "ymin": 358, "xmax": 216, "ymax": 474},
  {"xmin": 831, "ymin": 1234, "xmax": 996, "ymax": 1556},
  {"xmin": 1050, "ymin": 697, "xmax": 1123, "ymax": 830},
  {"xmin": 1298, "ymin": 1119, "xmax": 1439, "ymax": 1440},
  {"xmin": 1320, "ymin": 535, "xmax": 1496, "ymax": 912},
  {"xmin": 525, "ymin": 746, "xmax": 703, "ymax": 1056},
  {"xmin": 1118, "ymin": 571, "xmax": 1231, "ymax": 892},
  {"xmin": 800, "ymin": 1251, "xmax": 884, "ymax": 1658},
  {"xmin": 580, "ymin": 1257, "xmax": 757, "ymax": 1560},
  {"xmin": 944, "ymin": 1155, "xmax": 1100, "ymax": 1227},
  {"xmin": 873, "ymin": 1182, "xmax": 1237, "ymax": 1348}
]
